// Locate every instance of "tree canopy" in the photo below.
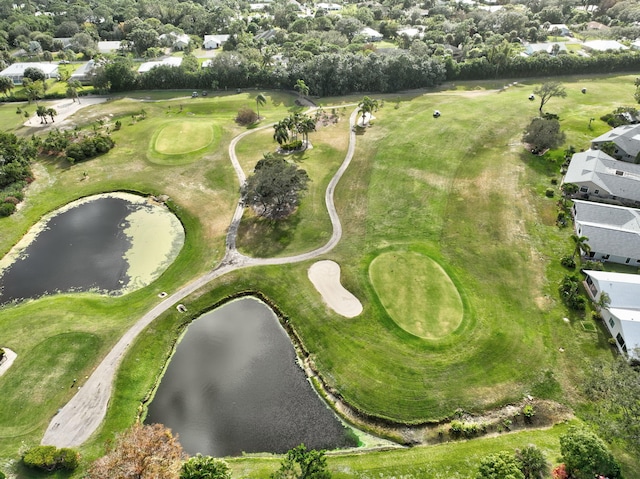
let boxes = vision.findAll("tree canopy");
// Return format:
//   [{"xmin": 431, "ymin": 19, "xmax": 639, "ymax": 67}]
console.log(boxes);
[
  {"xmin": 559, "ymin": 426, "xmax": 621, "ymax": 479},
  {"xmin": 241, "ymin": 154, "xmax": 310, "ymax": 220},
  {"xmin": 180, "ymin": 454, "xmax": 231, "ymax": 479},
  {"xmin": 271, "ymin": 444, "xmax": 331, "ymax": 479},
  {"xmin": 533, "ymin": 82, "xmax": 567, "ymax": 114},
  {"xmin": 475, "ymin": 451, "xmax": 524, "ymax": 479},
  {"xmin": 522, "ymin": 116, "xmax": 565, "ymax": 153}
]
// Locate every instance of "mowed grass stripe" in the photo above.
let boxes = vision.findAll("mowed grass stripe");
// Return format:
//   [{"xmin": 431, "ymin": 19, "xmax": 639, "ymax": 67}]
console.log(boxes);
[
  {"xmin": 369, "ymin": 251, "xmax": 463, "ymax": 339},
  {"xmin": 154, "ymin": 120, "xmax": 214, "ymax": 155}
]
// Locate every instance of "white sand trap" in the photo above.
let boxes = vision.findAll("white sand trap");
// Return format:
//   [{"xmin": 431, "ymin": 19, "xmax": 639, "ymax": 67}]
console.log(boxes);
[
  {"xmin": 0, "ymin": 348, "xmax": 17, "ymax": 377},
  {"xmin": 308, "ymin": 260, "xmax": 363, "ymax": 318}
]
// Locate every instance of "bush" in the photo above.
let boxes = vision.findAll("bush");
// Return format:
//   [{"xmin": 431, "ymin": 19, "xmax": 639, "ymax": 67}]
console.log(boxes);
[
  {"xmin": 545, "ymin": 188, "xmax": 555, "ymax": 197},
  {"xmin": 23, "ymin": 445, "xmax": 79, "ymax": 472},
  {"xmin": 522, "ymin": 404, "xmax": 535, "ymax": 421},
  {"xmin": 282, "ymin": 139, "xmax": 303, "ymax": 151},
  {"xmin": 0, "ymin": 202, "xmax": 16, "ymax": 217},
  {"xmin": 235, "ymin": 107, "xmax": 258, "ymax": 126},
  {"xmin": 560, "ymin": 255, "xmax": 576, "ymax": 269}
]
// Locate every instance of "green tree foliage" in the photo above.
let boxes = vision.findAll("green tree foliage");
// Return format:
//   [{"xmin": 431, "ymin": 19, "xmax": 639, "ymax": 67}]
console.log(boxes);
[
  {"xmin": 515, "ymin": 445, "xmax": 549, "ymax": 479},
  {"xmin": 522, "ymin": 117, "xmax": 565, "ymax": 153},
  {"xmin": 22, "ymin": 66, "xmax": 45, "ymax": 82},
  {"xmin": 558, "ymin": 274, "xmax": 587, "ymax": 310},
  {"xmin": 256, "ymin": 92, "xmax": 267, "ymax": 118},
  {"xmin": 241, "ymin": 154, "xmax": 310, "ymax": 220},
  {"xmin": 357, "ymin": 96, "xmax": 379, "ymax": 126},
  {"xmin": 65, "ymin": 133, "xmax": 115, "ymax": 163},
  {"xmin": 0, "ymin": 76, "xmax": 14, "ymax": 98},
  {"xmin": 88, "ymin": 423, "xmax": 186, "ymax": 479},
  {"xmin": 180, "ymin": 454, "xmax": 232, "ymax": 479},
  {"xmin": 93, "ymin": 56, "xmax": 136, "ymax": 92},
  {"xmin": 533, "ymin": 82, "xmax": 567, "ymax": 114},
  {"xmin": 0, "ymin": 131, "xmax": 36, "ymax": 189},
  {"xmin": 559, "ymin": 426, "xmax": 621, "ymax": 479},
  {"xmin": 583, "ymin": 358, "xmax": 640, "ymax": 456},
  {"xmin": 22, "ymin": 445, "xmax": 79, "ymax": 472},
  {"xmin": 570, "ymin": 234, "xmax": 591, "ymax": 259},
  {"xmin": 271, "ymin": 444, "xmax": 331, "ymax": 479},
  {"xmin": 475, "ymin": 451, "xmax": 524, "ymax": 479}
]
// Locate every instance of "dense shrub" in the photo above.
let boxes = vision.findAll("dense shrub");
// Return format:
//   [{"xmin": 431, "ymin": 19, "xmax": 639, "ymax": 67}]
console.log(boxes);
[
  {"xmin": 65, "ymin": 134, "xmax": 115, "ymax": 163},
  {"xmin": 282, "ymin": 140, "xmax": 304, "ymax": 151},
  {"xmin": 23, "ymin": 445, "xmax": 79, "ymax": 472},
  {"xmin": 559, "ymin": 274, "xmax": 586, "ymax": 310},
  {"xmin": 0, "ymin": 202, "xmax": 16, "ymax": 217},
  {"xmin": 235, "ymin": 107, "xmax": 258, "ymax": 126},
  {"xmin": 560, "ymin": 256, "xmax": 576, "ymax": 269}
]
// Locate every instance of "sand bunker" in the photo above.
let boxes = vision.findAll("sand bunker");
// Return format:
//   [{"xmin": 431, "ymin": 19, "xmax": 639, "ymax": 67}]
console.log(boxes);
[
  {"xmin": 308, "ymin": 260, "xmax": 362, "ymax": 318},
  {"xmin": 0, "ymin": 348, "xmax": 17, "ymax": 377}
]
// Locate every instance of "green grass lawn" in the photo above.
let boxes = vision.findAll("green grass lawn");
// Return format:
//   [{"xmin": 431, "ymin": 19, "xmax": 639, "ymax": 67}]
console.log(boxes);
[
  {"xmin": 369, "ymin": 249, "xmax": 464, "ymax": 339},
  {"xmin": 1, "ymin": 77, "xmax": 640, "ymax": 478}
]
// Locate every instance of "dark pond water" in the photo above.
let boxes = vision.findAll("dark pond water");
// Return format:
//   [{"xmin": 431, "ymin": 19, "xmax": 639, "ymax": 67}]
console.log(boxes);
[
  {"xmin": 1, "ymin": 196, "xmax": 135, "ymax": 305},
  {"xmin": 145, "ymin": 297, "xmax": 357, "ymax": 457}
]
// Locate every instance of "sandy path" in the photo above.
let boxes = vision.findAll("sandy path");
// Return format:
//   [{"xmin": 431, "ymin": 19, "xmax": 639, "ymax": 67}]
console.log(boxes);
[
  {"xmin": 41, "ymin": 105, "xmax": 360, "ymax": 447},
  {"xmin": 22, "ymin": 96, "xmax": 108, "ymax": 129}
]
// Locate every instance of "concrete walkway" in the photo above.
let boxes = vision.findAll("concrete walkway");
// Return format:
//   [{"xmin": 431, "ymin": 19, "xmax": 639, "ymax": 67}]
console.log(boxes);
[{"xmin": 41, "ymin": 106, "xmax": 360, "ymax": 447}]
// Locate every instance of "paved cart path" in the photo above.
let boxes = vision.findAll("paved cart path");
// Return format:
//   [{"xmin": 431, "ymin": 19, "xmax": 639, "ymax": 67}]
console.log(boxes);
[{"xmin": 41, "ymin": 106, "xmax": 360, "ymax": 447}]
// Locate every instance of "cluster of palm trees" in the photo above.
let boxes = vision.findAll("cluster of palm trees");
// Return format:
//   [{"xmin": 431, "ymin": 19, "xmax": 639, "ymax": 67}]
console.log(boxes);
[
  {"xmin": 35, "ymin": 105, "xmax": 57, "ymax": 124},
  {"xmin": 357, "ymin": 96, "xmax": 379, "ymax": 127},
  {"xmin": 273, "ymin": 113, "xmax": 316, "ymax": 150}
]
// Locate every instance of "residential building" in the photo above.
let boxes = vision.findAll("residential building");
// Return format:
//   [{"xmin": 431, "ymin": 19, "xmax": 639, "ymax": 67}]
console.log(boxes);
[
  {"xmin": 0, "ymin": 62, "xmax": 59, "ymax": 84},
  {"xmin": 591, "ymin": 123, "xmax": 640, "ymax": 163},
  {"xmin": 562, "ymin": 149, "xmax": 640, "ymax": 205},
  {"xmin": 582, "ymin": 40, "xmax": 628, "ymax": 52},
  {"xmin": 69, "ymin": 60, "xmax": 96, "ymax": 84},
  {"xmin": 572, "ymin": 200, "xmax": 640, "ymax": 265},
  {"xmin": 523, "ymin": 42, "xmax": 568, "ymax": 56},
  {"xmin": 203, "ymin": 34, "xmax": 230, "ymax": 49},
  {"xmin": 583, "ymin": 270, "xmax": 640, "ymax": 359},
  {"xmin": 137, "ymin": 57, "xmax": 182, "ymax": 73},
  {"xmin": 360, "ymin": 27, "xmax": 383, "ymax": 42}
]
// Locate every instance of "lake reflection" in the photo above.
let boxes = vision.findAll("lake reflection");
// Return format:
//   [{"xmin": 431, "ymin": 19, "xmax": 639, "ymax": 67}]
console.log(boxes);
[{"xmin": 145, "ymin": 297, "xmax": 356, "ymax": 456}]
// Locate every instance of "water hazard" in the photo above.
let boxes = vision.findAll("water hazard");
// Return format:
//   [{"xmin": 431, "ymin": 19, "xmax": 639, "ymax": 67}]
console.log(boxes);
[
  {"xmin": 0, "ymin": 193, "xmax": 184, "ymax": 305},
  {"xmin": 145, "ymin": 297, "xmax": 357, "ymax": 456}
]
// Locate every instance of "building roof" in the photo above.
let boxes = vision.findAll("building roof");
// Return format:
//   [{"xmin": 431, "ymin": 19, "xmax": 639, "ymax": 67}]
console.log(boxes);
[
  {"xmin": 70, "ymin": 60, "xmax": 95, "ymax": 78},
  {"xmin": 563, "ymin": 149, "xmax": 640, "ymax": 202},
  {"xmin": 573, "ymin": 200, "xmax": 640, "ymax": 259},
  {"xmin": 0, "ymin": 62, "xmax": 59, "ymax": 76},
  {"xmin": 592, "ymin": 123, "xmax": 640, "ymax": 160},
  {"xmin": 203, "ymin": 34, "xmax": 230, "ymax": 44},
  {"xmin": 524, "ymin": 42, "xmax": 568, "ymax": 55},
  {"xmin": 97, "ymin": 41, "xmax": 123, "ymax": 53},
  {"xmin": 137, "ymin": 57, "xmax": 182, "ymax": 73},
  {"xmin": 583, "ymin": 40, "xmax": 628, "ymax": 51},
  {"xmin": 397, "ymin": 27, "xmax": 423, "ymax": 38},
  {"xmin": 584, "ymin": 270, "xmax": 640, "ymax": 357}
]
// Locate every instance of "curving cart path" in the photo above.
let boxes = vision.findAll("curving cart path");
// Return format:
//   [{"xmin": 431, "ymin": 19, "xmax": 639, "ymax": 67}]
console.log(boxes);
[{"xmin": 41, "ymin": 106, "xmax": 360, "ymax": 448}]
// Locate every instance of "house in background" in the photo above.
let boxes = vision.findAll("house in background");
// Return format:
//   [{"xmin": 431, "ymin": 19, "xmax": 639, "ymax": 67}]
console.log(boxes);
[
  {"xmin": 572, "ymin": 200, "xmax": 640, "ymax": 265},
  {"xmin": 69, "ymin": 60, "xmax": 96, "ymax": 84},
  {"xmin": 98, "ymin": 41, "xmax": 124, "ymax": 54},
  {"xmin": 591, "ymin": 123, "xmax": 640, "ymax": 163},
  {"xmin": 562, "ymin": 149, "xmax": 640, "ymax": 205},
  {"xmin": 137, "ymin": 57, "xmax": 182, "ymax": 73},
  {"xmin": 203, "ymin": 34, "xmax": 230, "ymax": 49},
  {"xmin": 523, "ymin": 42, "xmax": 568, "ymax": 56},
  {"xmin": 546, "ymin": 23, "xmax": 571, "ymax": 36},
  {"xmin": 360, "ymin": 27, "xmax": 383, "ymax": 42},
  {"xmin": 583, "ymin": 270, "xmax": 640, "ymax": 359},
  {"xmin": 0, "ymin": 62, "xmax": 59, "ymax": 84},
  {"xmin": 160, "ymin": 33, "xmax": 190, "ymax": 50},
  {"xmin": 582, "ymin": 40, "xmax": 628, "ymax": 52}
]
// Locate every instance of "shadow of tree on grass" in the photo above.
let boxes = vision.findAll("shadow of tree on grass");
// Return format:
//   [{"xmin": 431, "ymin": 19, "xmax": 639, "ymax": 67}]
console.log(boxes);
[{"xmin": 236, "ymin": 213, "xmax": 301, "ymax": 257}]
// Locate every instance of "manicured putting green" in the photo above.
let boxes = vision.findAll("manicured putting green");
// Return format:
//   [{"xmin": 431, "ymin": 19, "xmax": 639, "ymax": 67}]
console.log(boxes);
[
  {"xmin": 154, "ymin": 120, "xmax": 214, "ymax": 155},
  {"xmin": 369, "ymin": 251, "xmax": 463, "ymax": 339}
]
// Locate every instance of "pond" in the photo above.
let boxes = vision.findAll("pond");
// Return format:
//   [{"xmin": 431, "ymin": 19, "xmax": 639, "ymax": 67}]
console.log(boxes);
[
  {"xmin": 145, "ymin": 297, "xmax": 357, "ymax": 457},
  {"xmin": 0, "ymin": 192, "xmax": 184, "ymax": 306}
]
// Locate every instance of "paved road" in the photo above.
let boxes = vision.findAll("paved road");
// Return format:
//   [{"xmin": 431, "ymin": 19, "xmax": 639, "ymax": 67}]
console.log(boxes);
[{"xmin": 41, "ymin": 106, "xmax": 360, "ymax": 447}]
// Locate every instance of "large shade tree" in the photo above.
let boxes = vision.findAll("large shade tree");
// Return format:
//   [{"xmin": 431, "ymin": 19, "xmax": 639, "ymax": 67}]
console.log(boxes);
[
  {"xmin": 559, "ymin": 426, "xmax": 621, "ymax": 479},
  {"xmin": 241, "ymin": 154, "xmax": 310, "ymax": 219},
  {"xmin": 271, "ymin": 444, "xmax": 330, "ymax": 479},
  {"xmin": 522, "ymin": 116, "xmax": 565, "ymax": 152}
]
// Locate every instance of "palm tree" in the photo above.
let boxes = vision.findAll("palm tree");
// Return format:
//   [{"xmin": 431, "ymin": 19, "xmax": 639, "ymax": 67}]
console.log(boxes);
[
  {"xmin": 36, "ymin": 105, "xmax": 48, "ymax": 124},
  {"xmin": 0, "ymin": 76, "xmax": 14, "ymax": 99},
  {"xmin": 358, "ymin": 96, "xmax": 378, "ymax": 126},
  {"xmin": 47, "ymin": 107, "xmax": 57, "ymax": 123},
  {"xmin": 294, "ymin": 79, "xmax": 309, "ymax": 98},
  {"xmin": 298, "ymin": 116, "xmax": 316, "ymax": 149},
  {"xmin": 571, "ymin": 234, "xmax": 591, "ymax": 259},
  {"xmin": 66, "ymin": 80, "xmax": 82, "ymax": 104},
  {"xmin": 273, "ymin": 121, "xmax": 289, "ymax": 146},
  {"xmin": 255, "ymin": 93, "xmax": 267, "ymax": 119}
]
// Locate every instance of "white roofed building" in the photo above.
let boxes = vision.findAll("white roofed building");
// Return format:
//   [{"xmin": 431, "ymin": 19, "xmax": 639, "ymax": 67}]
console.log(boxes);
[
  {"xmin": 0, "ymin": 62, "xmax": 59, "ymax": 84},
  {"xmin": 583, "ymin": 270, "xmax": 640, "ymax": 359},
  {"xmin": 137, "ymin": 57, "xmax": 182, "ymax": 73}
]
